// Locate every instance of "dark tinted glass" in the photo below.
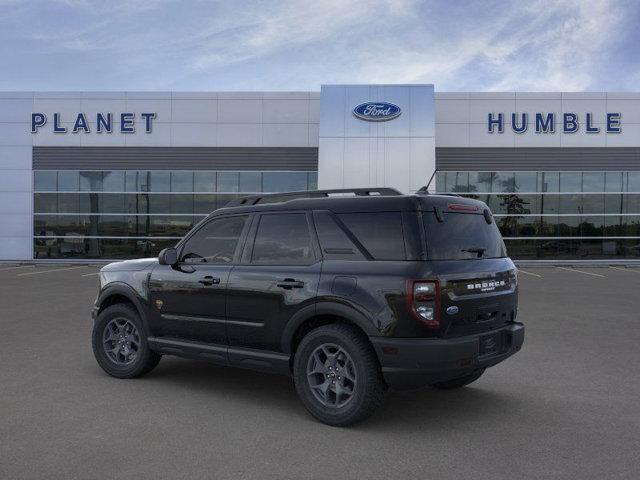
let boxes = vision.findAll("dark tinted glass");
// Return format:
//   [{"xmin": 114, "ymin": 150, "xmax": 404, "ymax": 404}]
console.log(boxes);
[
  {"xmin": 148, "ymin": 172, "xmax": 170, "ymax": 192},
  {"xmin": 239, "ymin": 172, "xmax": 262, "ymax": 192},
  {"xmin": 423, "ymin": 212, "xmax": 506, "ymax": 260},
  {"xmin": 262, "ymin": 172, "xmax": 308, "ymax": 192},
  {"xmin": 171, "ymin": 172, "xmax": 193, "ymax": 192},
  {"xmin": 217, "ymin": 172, "xmax": 239, "ymax": 192},
  {"xmin": 80, "ymin": 171, "xmax": 103, "ymax": 191},
  {"xmin": 102, "ymin": 171, "xmax": 124, "ymax": 192},
  {"xmin": 181, "ymin": 215, "xmax": 247, "ymax": 264},
  {"xmin": 313, "ymin": 212, "xmax": 365, "ymax": 261},
  {"xmin": 34, "ymin": 171, "xmax": 57, "ymax": 191},
  {"xmin": 194, "ymin": 172, "xmax": 217, "ymax": 192},
  {"xmin": 252, "ymin": 213, "xmax": 313, "ymax": 265},
  {"xmin": 58, "ymin": 171, "xmax": 79, "ymax": 191},
  {"xmin": 338, "ymin": 212, "xmax": 406, "ymax": 260}
]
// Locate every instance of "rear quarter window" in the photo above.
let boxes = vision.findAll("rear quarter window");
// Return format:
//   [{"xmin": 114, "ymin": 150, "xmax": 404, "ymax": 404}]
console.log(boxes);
[{"xmin": 337, "ymin": 212, "xmax": 406, "ymax": 260}]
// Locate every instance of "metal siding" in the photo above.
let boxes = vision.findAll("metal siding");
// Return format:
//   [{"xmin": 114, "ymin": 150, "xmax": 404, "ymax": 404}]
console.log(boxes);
[
  {"xmin": 33, "ymin": 147, "xmax": 318, "ymax": 170},
  {"xmin": 436, "ymin": 147, "xmax": 640, "ymax": 171}
]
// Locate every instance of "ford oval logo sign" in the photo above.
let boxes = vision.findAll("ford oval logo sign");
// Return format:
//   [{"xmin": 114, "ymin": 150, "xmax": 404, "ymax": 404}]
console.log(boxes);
[{"xmin": 353, "ymin": 102, "xmax": 401, "ymax": 122}]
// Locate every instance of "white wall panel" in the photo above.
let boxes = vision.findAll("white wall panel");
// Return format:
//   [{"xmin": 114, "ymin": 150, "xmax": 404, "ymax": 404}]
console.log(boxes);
[
  {"xmin": 0, "ymin": 236, "xmax": 31, "ymax": 260},
  {"xmin": 435, "ymin": 124, "xmax": 469, "ymax": 147},
  {"xmin": 317, "ymin": 138, "xmax": 344, "ymax": 188},
  {"xmin": 606, "ymin": 124, "xmax": 640, "ymax": 146},
  {"xmin": 125, "ymin": 100, "xmax": 171, "ymax": 123},
  {"xmin": 0, "ymin": 99, "xmax": 33, "ymax": 122},
  {"xmin": 308, "ymin": 124, "xmax": 319, "ymax": 147},
  {"xmin": 80, "ymin": 126, "xmax": 127, "ymax": 146},
  {"xmin": 218, "ymin": 100, "xmax": 262, "ymax": 123},
  {"xmin": 171, "ymin": 124, "xmax": 217, "ymax": 146},
  {"xmin": 435, "ymin": 99, "xmax": 469, "ymax": 124},
  {"xmin": 32, "ymin": 124, "xmax": 81, "ymax": 146},
  {"xmin": 0, "ymin": 146, "xmax": 31, "ymax": 170},
  {"xmin": 0, "ymin": 192, "xmax": 31, "ymax": 214},
  {"xmin": 469, "ymin": 123, "xmax": 515, "ymax": 147},
  {"xmin": 0, "ymin": 170, "xmax": 31, "ymax": 191},
  {"xmin": 0, "ymin": 214, "xmax": 32, "ymax": 237},
  {"xmin": 123, "ymin": 124, "xmax": 171, "ymax": 146},
  {"xmin": 263, "ymin": 124, "xmax": 309, "ymax": 147},
  {"xmin": 217, "ymin": 124, "xmax": 262, "ymax": 146},
  {"xmin": 263, "ymin": 100, "xmax": 309, "ymax": 123},
  {"xmin": 560, "ymin": 127, "xmax": 607, "ymax": 147},
  {"xmin": 171, "ymin": 99, "xmax": 217, "ymax": 123}
]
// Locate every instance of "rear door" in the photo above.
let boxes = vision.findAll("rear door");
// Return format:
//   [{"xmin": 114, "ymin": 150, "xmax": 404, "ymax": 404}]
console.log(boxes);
[
  {"xmin": 226, "ymin": 211, "xmax": 321, "ymax": 352},
  {"xmin": 422, "ymin": 207, "xmax": 518, "ymax": 338}
]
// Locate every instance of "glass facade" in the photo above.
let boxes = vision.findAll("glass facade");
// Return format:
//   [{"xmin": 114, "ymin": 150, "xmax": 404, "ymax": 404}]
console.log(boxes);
[
  {"xmin": 33, "ymin": 170, "xmax": 318, "ymax": 259},
  {"xmin": 436, "ymin": 171, "xmax": 640, "ymax": 260}
]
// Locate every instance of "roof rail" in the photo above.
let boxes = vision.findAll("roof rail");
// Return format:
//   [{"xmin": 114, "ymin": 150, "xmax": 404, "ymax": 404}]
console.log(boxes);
[{"xmin": 225, "ymin": 187, "xmax": 402, "ymax": 207}]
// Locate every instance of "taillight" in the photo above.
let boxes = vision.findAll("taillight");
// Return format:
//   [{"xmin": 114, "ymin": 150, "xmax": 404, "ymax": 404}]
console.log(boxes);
[
  {"xmin": 407, "ymin": 280, "xmax": 441, "ymax": 327},
  {"xmin": 509, "ymin": 268, "xmax": 518, "ymax": 287}
]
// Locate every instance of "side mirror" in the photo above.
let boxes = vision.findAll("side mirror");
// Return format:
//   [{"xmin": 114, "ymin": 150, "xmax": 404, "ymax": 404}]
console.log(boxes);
[{"xmin": 158, "ymin": 247, "xmax": 178, "ymax": 266}]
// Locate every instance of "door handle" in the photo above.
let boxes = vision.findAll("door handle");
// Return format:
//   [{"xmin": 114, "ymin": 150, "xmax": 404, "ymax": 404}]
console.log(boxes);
[
  {"xmin": 277, "ymin": 278, "xmax": 305, "ymax": 289},
  {"xmin": 198, "ymin": 276, "xmax": 220, "ymax": 286}
]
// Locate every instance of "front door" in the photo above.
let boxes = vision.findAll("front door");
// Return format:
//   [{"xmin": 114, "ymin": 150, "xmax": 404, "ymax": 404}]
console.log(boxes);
[
  {"xmin": 148, "ymin": 214, "xmax": 251, "ymax": 345},
  {"xmin": 226, "ymin": 212, "xmax": 321, "ymax": 352}
]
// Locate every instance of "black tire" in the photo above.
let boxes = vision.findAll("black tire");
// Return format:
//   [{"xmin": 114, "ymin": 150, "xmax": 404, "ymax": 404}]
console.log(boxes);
[
  {"xmin": 293, "ymin": 324, "xmax": 387, "ymax": 426},
  {"xmin": 432, "ymin": 369, "xmax": 485, "ymax": 390},
  {"xmin": 92, "ymin": 303, "xmax": 161, "ymax": 379}
]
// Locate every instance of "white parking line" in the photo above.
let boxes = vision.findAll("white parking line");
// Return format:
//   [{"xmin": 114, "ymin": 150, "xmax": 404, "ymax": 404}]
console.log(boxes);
[
  {"xmin": 557, "ymin": 266, "xmax": 606, "ymax": 278},
  {"xmin": 17, "ymin": 266, "xmax": 87, "ymax": 276},
  {"xmin": 517, "ymin": 269, "xmax": 542, "ymax": 278},
  {"xmin": 0, "ymin": 265, "xmax": 35, "ymax": 272},
  {"xmin": 81, "ymin": 272, "xmax": 101, "ymax": 277},
  {"xmin": 609, "ymin": 266, "xmax": 640, "ymax": 274}
]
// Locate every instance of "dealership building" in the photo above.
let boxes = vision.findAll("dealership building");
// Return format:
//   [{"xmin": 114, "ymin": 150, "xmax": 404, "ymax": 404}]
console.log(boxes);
[{"xmin": 1, "ymin": 84, "xmax": 639, "ymax": 262}]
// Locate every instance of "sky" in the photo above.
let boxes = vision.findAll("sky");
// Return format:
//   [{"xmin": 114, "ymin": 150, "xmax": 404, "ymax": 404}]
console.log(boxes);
[{"xmin": 0, "ymin": 0, "xmax": 638, "ymax": 92}]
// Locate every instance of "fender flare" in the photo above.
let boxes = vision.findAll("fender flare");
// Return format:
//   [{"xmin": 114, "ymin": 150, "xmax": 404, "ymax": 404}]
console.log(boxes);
[
  {"xmin": 280, "ymin": 301, "xmax": 378, "ymax": 354},
  {"xmin": 96, "ymin": 282, "xmax": 150, "ymax": 332}
]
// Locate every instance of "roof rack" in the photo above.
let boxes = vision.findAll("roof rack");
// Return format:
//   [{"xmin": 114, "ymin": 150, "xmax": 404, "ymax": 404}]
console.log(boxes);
[{"xmin": 225, "ymin": 187, "xmax": 402, "ymax": 207}]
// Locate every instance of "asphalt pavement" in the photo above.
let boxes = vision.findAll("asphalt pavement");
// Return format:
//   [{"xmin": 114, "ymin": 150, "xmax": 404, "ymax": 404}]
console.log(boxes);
[{"xmin": 1, "ymin": 264, "xmax": 639, "ymax": 479}]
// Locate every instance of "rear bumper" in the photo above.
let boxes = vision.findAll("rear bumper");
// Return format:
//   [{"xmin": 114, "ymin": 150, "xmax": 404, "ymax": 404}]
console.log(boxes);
[{"xmin": 370, "ymin": 323, "xmax": 524, "ymax": 390}]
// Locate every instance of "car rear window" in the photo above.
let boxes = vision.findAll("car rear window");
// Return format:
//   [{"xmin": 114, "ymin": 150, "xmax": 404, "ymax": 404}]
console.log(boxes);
[{"xmin": 423, "ymin": 211, "xmax": 507, "ymax": 260}]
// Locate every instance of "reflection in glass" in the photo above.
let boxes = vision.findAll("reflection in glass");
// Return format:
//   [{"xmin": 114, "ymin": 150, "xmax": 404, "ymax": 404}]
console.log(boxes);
[
  {"xmin": 58, "ymin": 171, "xmax": 79, "ymax": 192},
  {"xmin": 34, "ymin": 171, "xmax": 57, "ymax": 191},
  {"xmin": 102, "ymin": 171, "xmax": 125, "ymax": 192},
  {"xmin": 80, "ymin": 172, "xmax": 103, "ymax": 192},
  {"xmin": 170, "ymin": 172, "xmax": 193, "ymax": 192},
  {"xmin": 217, "ymin": 172, "xmax": 239, "ymax": 192},
  {"xmin": 194, "ymin": 172, "xmax": 217, "ymax": 192}
]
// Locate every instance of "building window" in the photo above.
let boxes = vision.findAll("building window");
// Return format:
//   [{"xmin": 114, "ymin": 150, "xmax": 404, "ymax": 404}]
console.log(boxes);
[
  {"xmin": 33, "ymin": 169, "xmax": 317, "ymax": 259},
  {"xmin": 436, "ymin": 170, "xmax": 640, "ymax": 260}
]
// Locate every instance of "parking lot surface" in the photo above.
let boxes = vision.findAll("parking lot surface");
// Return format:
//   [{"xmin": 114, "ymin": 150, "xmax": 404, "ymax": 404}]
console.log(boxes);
[{"xmin": 1, "ymin": 264, "xmax": 639, "ymax": 479}]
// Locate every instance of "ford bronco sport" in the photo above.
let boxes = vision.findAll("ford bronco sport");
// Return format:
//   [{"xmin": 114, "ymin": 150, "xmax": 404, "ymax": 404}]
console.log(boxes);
[{"xmin": 91, "ymin": 188, "xmax": 524, "ymax": 426}]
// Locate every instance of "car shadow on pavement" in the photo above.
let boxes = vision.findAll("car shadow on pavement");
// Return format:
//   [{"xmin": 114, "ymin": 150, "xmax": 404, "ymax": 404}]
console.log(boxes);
[{"xmin": 126, "ymin": 357, "xmax": 523, "ymax": 430}]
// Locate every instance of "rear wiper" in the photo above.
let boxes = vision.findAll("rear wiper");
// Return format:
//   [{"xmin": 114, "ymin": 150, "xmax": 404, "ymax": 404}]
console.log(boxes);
[{"xmin": 461, "ymin": 247, "xmax": 487, "ymax": 258}]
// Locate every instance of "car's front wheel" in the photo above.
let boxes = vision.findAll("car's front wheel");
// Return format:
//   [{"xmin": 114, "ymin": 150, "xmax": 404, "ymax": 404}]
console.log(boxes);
[
  {"xmin": 92, "ymin": 303, "xmax": 161, "ymax": 379},
  {"xmin": 293, "ymin": 324, "xmax": 386, "ymax": 426}
]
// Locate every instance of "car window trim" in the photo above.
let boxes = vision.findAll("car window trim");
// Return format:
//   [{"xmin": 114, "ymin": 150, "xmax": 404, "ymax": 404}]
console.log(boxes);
[
  {"xmin": 312, "ymin": 210, "xmax": 374, "ymax": 261},
  {"xmin": 244, "ymin": 211, "xmax": 319, "ymax": 267},
  {"xmin": 176, "ymin": 213, "xmax": 252, "ymax": 266}
]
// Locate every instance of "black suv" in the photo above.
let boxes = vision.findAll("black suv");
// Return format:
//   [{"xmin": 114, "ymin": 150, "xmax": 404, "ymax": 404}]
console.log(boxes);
[{"xmin": 91, "ymin": 188, "xmax": 524, "ymax": 426}]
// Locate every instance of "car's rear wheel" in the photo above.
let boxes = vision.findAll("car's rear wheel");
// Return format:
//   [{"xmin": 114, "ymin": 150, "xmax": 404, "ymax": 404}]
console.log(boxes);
[
  {"xmin": 92, "ymin": 303, "xmax": 161, "ymax": 379},
  {"xmin": 293, "ymin": 324, "xmax": 386, "ymax": 426},
  {"xmin": 431, "ymin": 369, "xmax": 485, "ymax": 389}
]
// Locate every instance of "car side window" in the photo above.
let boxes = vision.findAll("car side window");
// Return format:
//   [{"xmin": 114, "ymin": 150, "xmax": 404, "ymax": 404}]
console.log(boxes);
[
  {"xmin": 180, "ymin": 215, "xmax": 248, "ymax": 264},
  {"xmin": 251, "ymin": 213, "xmax": 314, "ymax": 265}
]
